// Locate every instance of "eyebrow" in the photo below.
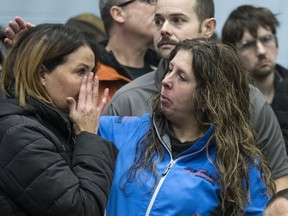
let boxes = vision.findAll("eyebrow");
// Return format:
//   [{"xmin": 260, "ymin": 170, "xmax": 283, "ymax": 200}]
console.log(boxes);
[
  {"xmin": 78, "ymin": 63, "xmax": 95, "ymax": 71},
  {"xmin": 170, "ymin": 61, "xmax": 189, "ymax": 75},
  {"xmin": 155, "ymin": 12, "xmax": 187, "ymax": 18},
  {"xmin": 79, "ymin": 63, "xmax": 90, "ymax": 68}
]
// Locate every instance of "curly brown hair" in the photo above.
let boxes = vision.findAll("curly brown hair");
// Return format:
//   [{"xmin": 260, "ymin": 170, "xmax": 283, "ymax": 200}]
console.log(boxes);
[{"xmin": 126, "ymin": 38, "xmax": 275, "ymax": 215}]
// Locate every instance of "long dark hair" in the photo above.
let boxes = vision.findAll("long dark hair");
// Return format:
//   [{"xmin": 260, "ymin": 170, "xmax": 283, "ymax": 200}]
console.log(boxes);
[{"xmin": 126, "ymin": 38, "xmax": 275, "ymax": 215}]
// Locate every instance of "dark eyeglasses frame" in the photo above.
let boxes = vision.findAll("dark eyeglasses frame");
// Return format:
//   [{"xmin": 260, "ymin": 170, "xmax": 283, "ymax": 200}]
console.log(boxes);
[
  {"xmin": 117, "ymin": 0, "xmax": 136, "ymax": 7},
  {"xmin": 117, "ymin": 0, "xmax": 156, "ymax": 7},
  {"xmin": 236, "ymin": 34, "xmax": 277, "ymax": 51}
]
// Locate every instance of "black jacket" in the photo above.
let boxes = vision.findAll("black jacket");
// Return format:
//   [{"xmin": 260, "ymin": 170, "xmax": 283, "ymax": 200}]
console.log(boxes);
[
  {"xmin": 0, "ymin": 98, "xmax": 117, "ymax": 216},
  {"xmin": 272, "ymin": 82, "xmax": 288, "ymax": 155},
  {"xmin": 271, "ymin": 64, "xmax": 288, "ymax": 154}
]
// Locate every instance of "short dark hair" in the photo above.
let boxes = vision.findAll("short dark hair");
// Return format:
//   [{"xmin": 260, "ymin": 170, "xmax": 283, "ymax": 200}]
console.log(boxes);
[
  {"xmin": 222, "ymin": 5, "xmax": 279, "ymax": 45},
  {"xmin": 100, "ymin": 0, "xmax": 215, "ymax": 35},
  {"xmin": 99, "ymin": 0, "xmax": 121, "ymax": 35},
  {"xmin": 195, "ymin": 0, "xmax": 215, "ymax": 23}
]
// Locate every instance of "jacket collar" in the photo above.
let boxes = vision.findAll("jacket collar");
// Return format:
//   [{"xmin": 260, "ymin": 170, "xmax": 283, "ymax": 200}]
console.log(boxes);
[
  {"xmin": 154, "ymin": 59, "xmax": 166, "ymax": 91},
  {"xmin": 275, "ymin": 64, "xmax": 288, "ymax": 88},
  {"xmin": 96, "ymin": 41, "xmax": 132, "ymax": 79},
  {"xmin": 29, "ymin": 98, "xmax": 74, "ymax": 142},
  {"xmin": 0, "ymin": 97, "xmax": 74, "ymax": 143},
  {"xmin": 152, "ymin": 114, "xmax": 215, "ymax": 156}
]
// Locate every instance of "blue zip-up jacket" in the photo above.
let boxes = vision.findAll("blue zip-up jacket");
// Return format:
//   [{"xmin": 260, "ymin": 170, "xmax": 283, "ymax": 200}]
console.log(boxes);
[{"xmin": 99, "ymin": 114, "xmax": 269, "ymax": 216}]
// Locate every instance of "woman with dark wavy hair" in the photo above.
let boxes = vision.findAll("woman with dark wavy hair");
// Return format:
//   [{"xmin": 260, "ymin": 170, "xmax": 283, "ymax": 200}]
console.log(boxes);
[{"xmin": 99, "ymin": 38, "xmax": 275, "ymax": 215}]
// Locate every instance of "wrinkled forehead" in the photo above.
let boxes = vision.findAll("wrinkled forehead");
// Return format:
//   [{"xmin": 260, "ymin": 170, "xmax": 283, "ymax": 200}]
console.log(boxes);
[{"xmin": 155, "ymin": 0, "xmax": 197, "ymax": 18}]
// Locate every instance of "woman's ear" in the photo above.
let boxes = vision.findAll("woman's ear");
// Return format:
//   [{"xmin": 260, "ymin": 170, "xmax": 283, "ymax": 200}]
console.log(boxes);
[{"xmin": 39, "ymin": 65, "xmax": 47, "ymax": 87}]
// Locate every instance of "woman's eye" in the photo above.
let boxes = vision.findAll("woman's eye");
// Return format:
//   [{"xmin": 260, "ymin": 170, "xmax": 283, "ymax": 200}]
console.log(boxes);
[
  {"xmin": 77, "ymin": 68, "xmax": 87, "ymax": 75},
  {"xmin": 179, "ymin": 74, "xmax": 186, "ymax": 81}
]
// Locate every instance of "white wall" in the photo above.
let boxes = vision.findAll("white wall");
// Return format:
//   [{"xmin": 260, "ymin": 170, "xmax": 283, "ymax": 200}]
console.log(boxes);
[
  {"xmin": 0, "ymin": 0, "xmax": 100, "ymax": 26},
  {"xmin": 0, "ymin": 0, "xmax": 287, "ymax": 67}
]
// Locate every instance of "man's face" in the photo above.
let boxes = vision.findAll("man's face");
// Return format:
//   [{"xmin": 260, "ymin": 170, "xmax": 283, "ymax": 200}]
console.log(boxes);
[
  {"xmin": 236, "ymin": 27, "xmax": 278, "ymax": 80},
  {"xmin": 120, "ymin": 0, "xmax": 156, "ymax": 44},
  {"xmin": 153, "ymin": 0, "xmax": 208, "ymax": 59}
]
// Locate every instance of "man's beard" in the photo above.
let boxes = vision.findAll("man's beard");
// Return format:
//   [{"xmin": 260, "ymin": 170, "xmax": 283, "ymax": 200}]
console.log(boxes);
[{"xmin": 250, "ymin": 65, "xmax": 275, "ymax": 80}]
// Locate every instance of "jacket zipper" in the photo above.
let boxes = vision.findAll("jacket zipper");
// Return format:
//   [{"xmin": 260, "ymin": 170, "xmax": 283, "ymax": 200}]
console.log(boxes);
[
  {"xmin": 145, "ymin": 159, "xmax": 175, "ymax": 216},
  {"xmin": 145, "ymin": 154, "xmax": 198, "ymax": 216},
  {"xmin": 144, "ymin": 119, "xmax": 208, "ymax": 216}
]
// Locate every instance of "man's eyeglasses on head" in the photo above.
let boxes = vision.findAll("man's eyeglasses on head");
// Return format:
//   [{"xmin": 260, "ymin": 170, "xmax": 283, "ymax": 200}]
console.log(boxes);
[
  {"xmin": 236, "ymin": 34, "xmax": 277, "ymax": 52},
  {"xmin": 117, "ymin": 0, "xmax": 157, "ymax": 7}
]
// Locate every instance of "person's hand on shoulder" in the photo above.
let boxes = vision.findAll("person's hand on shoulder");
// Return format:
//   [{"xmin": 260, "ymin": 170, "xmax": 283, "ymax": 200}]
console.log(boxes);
[{"xmin": 4, "ymin": 16, "xmax": 34, "ymax": 47}]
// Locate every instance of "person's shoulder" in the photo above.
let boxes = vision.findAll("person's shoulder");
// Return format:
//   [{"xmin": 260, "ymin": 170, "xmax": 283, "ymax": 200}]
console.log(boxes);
[
  {"xmin": 0, "ymin": 104, "xmax": 52, "ymax": 156},
  {"xmin": 275, "ymin": 76, "xmax": 288, "ymax": 96},
  {"xmin": 124, "ymin": 70, "xmax": 156, "ymax": 87},
  {"xmin": 272, "ymin": 77, "xmax": 288, "ymax": 112},
  {"xmin": 99, "ymin": 114, "xmax": 151, "ymax": 138},
  {"xmin": 249, "ymin": 85, "xmax": 266, "ymax": 110},
  {"xmin": 100, "ymin": 114, "xmax": 151, "ymax": 124},
  {"xmin": 99, "ymin": 115, "xmax": 151, "ymax": 150},
  {"xmin": 112, "ymin": 70, "xmax": 156, "ymax": 97},
  {"xmin": 276, "ymin": 64, "xmax": 288, "ymax": 78},
  {"xmin": 0, "ymin": 100, "xmax": 32, "ymax": 128},
  {"xmin": 249, "ymin": 85, "xmax": 278, "ymax": 130}
]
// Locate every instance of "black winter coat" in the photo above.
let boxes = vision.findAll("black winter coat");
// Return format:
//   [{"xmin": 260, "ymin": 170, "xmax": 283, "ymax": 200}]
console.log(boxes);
[
  {"xmin": 271, "ymin": 64, "xmax": 288, "ymax": 155},
  {"xmin": 272, "ymin": 79, "xmax": 288, "ymax": 155},
  {"xmin": 0, "ymin": 98, "xmax": 117, "ymax": 216}
]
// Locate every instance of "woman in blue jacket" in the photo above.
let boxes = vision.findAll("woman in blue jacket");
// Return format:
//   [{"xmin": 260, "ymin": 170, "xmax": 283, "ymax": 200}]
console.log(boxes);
[{"xmin": 99, "ymin": 38, "xmax": 275, "ymax": 215}]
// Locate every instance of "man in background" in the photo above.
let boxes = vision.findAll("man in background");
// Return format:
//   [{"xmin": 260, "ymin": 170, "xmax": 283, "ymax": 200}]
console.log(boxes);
[
  {"xmin": 222, "ymin": 5, "xmax": 288, "ymax": 104},
  {"xmin": 222, "ymin": 5, "xmax": 288, "ymax": 155},
  {"xmin": 96, "ymin": 0, "xmax": 159, "ymax": 101}
]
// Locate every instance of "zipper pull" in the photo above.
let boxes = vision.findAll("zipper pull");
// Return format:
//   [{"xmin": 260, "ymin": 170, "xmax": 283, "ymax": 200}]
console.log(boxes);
[{"xmin": 162, "ymin": 161, "xmax": 174, "ymax": 176}]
